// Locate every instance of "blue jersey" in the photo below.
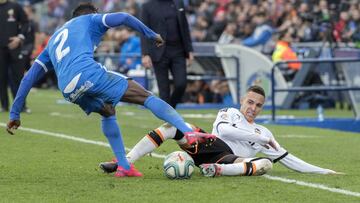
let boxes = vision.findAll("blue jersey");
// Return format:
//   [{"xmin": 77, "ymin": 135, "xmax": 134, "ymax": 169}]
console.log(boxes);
[
  {"xmin": 10, "ymin": 12, "xmax": 157, "ymax": 119},
  {"xmin": 37, "ymin": 14, "xmax": 108, "ymax": 91},
  {"xmin": 36, "ymin": 12, "xmax": 157, "ymax": 91}
]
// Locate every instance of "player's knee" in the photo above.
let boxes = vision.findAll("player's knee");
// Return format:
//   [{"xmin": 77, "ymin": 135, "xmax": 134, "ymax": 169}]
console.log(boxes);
[
  {"xmin": 122, "ymin": 80, "xmax": 152, "ymax": 105},
  {"xmin": 158, "ymin": 123, "xmax": 178, "ymax": 139},
  {"xmin": 99, "ymin": 104, "xmax": 115, "ymax": 117}
]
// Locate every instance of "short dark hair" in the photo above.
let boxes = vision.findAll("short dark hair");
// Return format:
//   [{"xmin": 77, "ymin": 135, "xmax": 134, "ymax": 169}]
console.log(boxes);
[
  {"xmin": 72, "ymin": 3, "xmax": 98, "ymax": 18},
  {"xmin": 247, "ymin": 85, "xmax": 265, "ymax": 97}
]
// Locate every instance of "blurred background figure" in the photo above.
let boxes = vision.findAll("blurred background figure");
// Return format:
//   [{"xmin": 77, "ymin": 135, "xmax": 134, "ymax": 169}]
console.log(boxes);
[
  {"xmin": 0, "ymin": 0, "xmax": 29, "ymax": 113},
  {"xmin": 116, "ymin": 27, "xmax": 141, "ymax": 74},
  {"xmin": 21, "ymin": 3, "xmax": 37, "ymax": 72},
  {"xmin": 272, "ymin": 28, "xmax": 301, "ymax": 82},
  {"xmin": 140, "ymin": 0, "xmax": 193, "ymax": 108},
  {"xmin": 242, "ymin": 12, "xmax": 273, "ymax": 51}
]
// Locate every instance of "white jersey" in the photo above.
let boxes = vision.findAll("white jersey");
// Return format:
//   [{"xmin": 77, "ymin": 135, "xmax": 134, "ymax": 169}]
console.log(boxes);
[{"xmin": 211, "ymin": 108, "xmax": 335, "ymax": 174}]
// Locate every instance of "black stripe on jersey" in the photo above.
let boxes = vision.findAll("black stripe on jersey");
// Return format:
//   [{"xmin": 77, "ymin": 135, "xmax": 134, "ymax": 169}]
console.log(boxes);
[
  {"xmin": 216, "ymin": 121, "xmax": 230, "ymax": 133},
  {"xmin": 219, "ymin": 108, "xmax": 229, "ymax": 112},
  {"xmin": 174, "ymin": 129, "xmax": 184, "ymax": 140},
  {"xmin": 148, "ymin": 131, "xmax": 164, "ymax": 146},
  {"xmin": 273, "ymin": 152, "xmax": 289, "ymax": 163},
  {"xmin": 249, "ymin": 157, "xmax": 272, "ymax": 162}
]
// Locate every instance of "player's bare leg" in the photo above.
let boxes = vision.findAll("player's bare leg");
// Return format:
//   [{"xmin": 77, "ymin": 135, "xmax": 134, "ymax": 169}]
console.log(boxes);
[{"xmin": 121, "ymin": 80, "xmax": 216, "ymax": 145}]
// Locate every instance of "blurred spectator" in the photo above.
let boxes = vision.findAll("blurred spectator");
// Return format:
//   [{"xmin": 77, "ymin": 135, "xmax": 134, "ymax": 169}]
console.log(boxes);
[
  {"xmin": 242, "ymin": 12, "xmax": 273, "ymax": 50},
  {"xmin": 333, "ymin": 11, "xmax": 350, "ymax": 42},
  {"xmin": 344, "ymin": 9, "xmax": 360, "ymax": 43},
  {"xmin": 297, "ymin": 14, "xmax": 317, "ymax": 42},
  {"xmin": 210, "ymin": 80, "xmax": 233, "ymax": 105},
  {"xmin": 0, "ymin": 0, "xmax": 29, "ymax": 112},
  {"xmin": 272, "ymin": 28, "xmax": 301, "ymax": 81},
  {"xmin": 183, "ymin": 79, "xmax": 213, "ymax": 104},
  {"xmin": 115, "ymin": 28, "xmax": 141, "ymax": 74},
  {"xmin": 218, "ymin": 22, "xmax": 238, "ymax": 44},
  {"xmin": 206, "ymin": 9, "xmax": 227, "ymax": 41},
  {"xmin": 21, "ymin": 4, "xmax": 37, "ymax": 71},
  {"xmin": 124, "ymin": 0, "xmax": 140, "ymax": 18}
]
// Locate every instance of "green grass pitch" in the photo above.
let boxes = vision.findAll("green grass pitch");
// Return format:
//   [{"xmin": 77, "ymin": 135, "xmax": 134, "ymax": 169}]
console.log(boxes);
[{"xmin": 0, "ymin": 89, "xmax": 359, "ymax": 202}]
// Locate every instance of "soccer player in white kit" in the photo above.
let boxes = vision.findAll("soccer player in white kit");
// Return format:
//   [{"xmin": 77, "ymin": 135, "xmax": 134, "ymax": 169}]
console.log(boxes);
[{"xmin": 100, "ymin": 85, "xmax": 340, "ymax": 177}]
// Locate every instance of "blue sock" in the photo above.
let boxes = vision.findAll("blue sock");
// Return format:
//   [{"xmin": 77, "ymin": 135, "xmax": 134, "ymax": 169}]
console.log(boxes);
[
  {"xmin": 144, "ymin": 95, "xmax": 193, "ymax": 133},
  {"xmin": 101, "ymin": 116, "xmax": 130, "ymax": 170}
]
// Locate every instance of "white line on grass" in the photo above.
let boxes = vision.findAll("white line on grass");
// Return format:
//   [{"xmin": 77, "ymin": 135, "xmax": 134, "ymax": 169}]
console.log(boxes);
[
  {"xmin": 0, "ymin": 122, "xmax": 359, "ymax": 198},
  {"xmin": 263, "ymin": 175, "xmax": 360, "ymax": 197}
]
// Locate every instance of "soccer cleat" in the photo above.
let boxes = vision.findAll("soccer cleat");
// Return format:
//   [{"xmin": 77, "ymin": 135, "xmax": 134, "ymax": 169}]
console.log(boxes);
[
  {"xmin": 114, "ymin": 164, "xmax": 143, "ymax": 177},
  {"xmin": 99, "ymin": 161, "xmax": 118, "ymax": 173},
  {"xmin": 199, "ymin": 163, "xmax": 221, "ymax": 177},
  {"xmin": 246, "ymin": 158, "xmax": 273, "ymax": 176},
  {"xmin": 184, "ymin": 132, "xmax": 216, "ymax": 146}
]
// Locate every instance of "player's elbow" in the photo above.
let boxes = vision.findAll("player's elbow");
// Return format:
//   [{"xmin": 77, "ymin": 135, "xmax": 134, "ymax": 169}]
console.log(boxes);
[
  {"xmin": 106, "ymin": 12, "xmax": 130, "ymax": 27},
  {"xmin": 217, "ymin": 124, "xmax": 235, "ymax": 139}
]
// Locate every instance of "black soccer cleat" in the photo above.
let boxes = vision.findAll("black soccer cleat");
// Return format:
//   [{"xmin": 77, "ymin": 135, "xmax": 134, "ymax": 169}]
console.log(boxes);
[{"xmin": 99, "ymin": 161, "xmax": 118, "ymax": 173}]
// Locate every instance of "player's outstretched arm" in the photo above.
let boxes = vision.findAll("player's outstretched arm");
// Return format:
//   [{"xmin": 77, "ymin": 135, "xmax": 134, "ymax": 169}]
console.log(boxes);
[
  {"xmin": 7, "ymin": 62, "xmax": 46, "ymax": 135},
  {"xmin": 260, "ymin": 140, "xmax": 343, "ymax": 174},
  {"xmin": 279, "ymin": 153, "xmax": 343, "ymax": 174},
  {"xmin": 104, "ymin": 12, "xmax": 164, "ymax": 46},
  {"xmin": 217, "ymin": 124, "xmax": 278, "ymax": 150}
]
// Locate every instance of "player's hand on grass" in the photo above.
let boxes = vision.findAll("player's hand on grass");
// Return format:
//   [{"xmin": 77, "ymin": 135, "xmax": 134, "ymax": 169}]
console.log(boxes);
[
  {"xmin": 327, "ymin": 170, "xmax": 345, "ymax": 175},
  {"xmin": 154, "ymin": 34, "xmax": 164, "ymax": 47},
  {"xmin": 6, "ymin": 120, "xmax": 21, "ymax": 135}
]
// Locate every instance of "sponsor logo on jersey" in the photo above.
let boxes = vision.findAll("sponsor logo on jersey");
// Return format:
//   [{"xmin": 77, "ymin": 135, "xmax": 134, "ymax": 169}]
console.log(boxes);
[
  {"xmin": 255, "ymin": 128, "xmax": 261, "ymax": 134},
  {"xmin": 233, "ymin": 114, "xmax": 241, "ymax": 121},
  {"xmin": 67, "ymin": 81, "xmax": 94, "ymax": 102}
]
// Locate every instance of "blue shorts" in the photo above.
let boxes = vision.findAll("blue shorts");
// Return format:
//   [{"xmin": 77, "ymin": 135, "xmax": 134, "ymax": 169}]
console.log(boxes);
[{"xmin": 62, "ymin": 68, "xmax": 129, "ymax": 115}]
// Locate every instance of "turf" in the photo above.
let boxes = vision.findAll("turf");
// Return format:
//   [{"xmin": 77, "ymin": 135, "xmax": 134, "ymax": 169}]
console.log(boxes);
[{"xmin": 0, "ymin": 89, "xmax": 359, "ymax": 202}]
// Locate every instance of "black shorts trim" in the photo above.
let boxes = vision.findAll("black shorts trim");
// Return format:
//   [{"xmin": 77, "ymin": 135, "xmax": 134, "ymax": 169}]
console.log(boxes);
[
  {"xmin": 189, "ymin": 138, "xmax": 234, "ymax": 166},
  {"xmin": 216, "ymin": 154, "xmax": 239, "ymax": 164}
]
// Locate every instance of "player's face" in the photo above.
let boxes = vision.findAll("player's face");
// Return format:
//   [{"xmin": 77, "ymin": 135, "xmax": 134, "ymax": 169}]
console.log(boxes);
[{"xmin": 240, "ymin": 91, "xmax": 265, "ymax": 123}]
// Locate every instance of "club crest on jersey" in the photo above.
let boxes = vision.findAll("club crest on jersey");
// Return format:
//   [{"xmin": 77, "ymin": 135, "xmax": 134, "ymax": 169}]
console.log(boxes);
[
  {"xmin": 220, "ymin": 114, "xmax": 228, "ymax": 120},
  {"xmin": 7, "ymin": 9, "xmax": 15, "ymax": 22},
  {"xmin": 254, "ymin": 128, "xmax": 261, "ymax": 134}
]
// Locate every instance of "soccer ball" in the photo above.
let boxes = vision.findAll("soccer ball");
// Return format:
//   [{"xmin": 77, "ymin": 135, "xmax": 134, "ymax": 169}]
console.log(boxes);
[{"xmin": 163, "ymin": 151, "xmax": 195, "ymax": 179}]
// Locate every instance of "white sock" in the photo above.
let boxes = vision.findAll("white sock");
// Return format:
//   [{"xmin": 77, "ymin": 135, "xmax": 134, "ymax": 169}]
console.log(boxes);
[
  {"xmin": 217, "ymin": 163, "xmax": 246, "ymax": 176},
  {"xmin": 127, "ymin": 123, "xmax": 180, "ymax": 163},
  {"xmin": 126, "ymin": 136, "xmax": 157, "ymax": 163}
]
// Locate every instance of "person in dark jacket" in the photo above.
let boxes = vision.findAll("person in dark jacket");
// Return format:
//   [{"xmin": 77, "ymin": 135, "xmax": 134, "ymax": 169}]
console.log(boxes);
[
  {"xmin": 141, "ymin": 0, "xmax": 194, "ymax": 108},
  {"xmin": 0, "ymin": 0, "xmax": 29, "ymax": 112}
]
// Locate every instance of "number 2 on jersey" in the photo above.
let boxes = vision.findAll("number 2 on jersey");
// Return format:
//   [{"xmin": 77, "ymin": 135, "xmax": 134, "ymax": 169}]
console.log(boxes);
[{"xmin": 54, "ymin": 28, "xmax": 70, "ymax": 62}]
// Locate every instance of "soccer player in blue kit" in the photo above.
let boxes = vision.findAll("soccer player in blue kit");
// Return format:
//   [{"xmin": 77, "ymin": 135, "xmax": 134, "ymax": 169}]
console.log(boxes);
[{"xmin": 5, "ymin": 3, "xmax": 215, "ymax": 177}]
